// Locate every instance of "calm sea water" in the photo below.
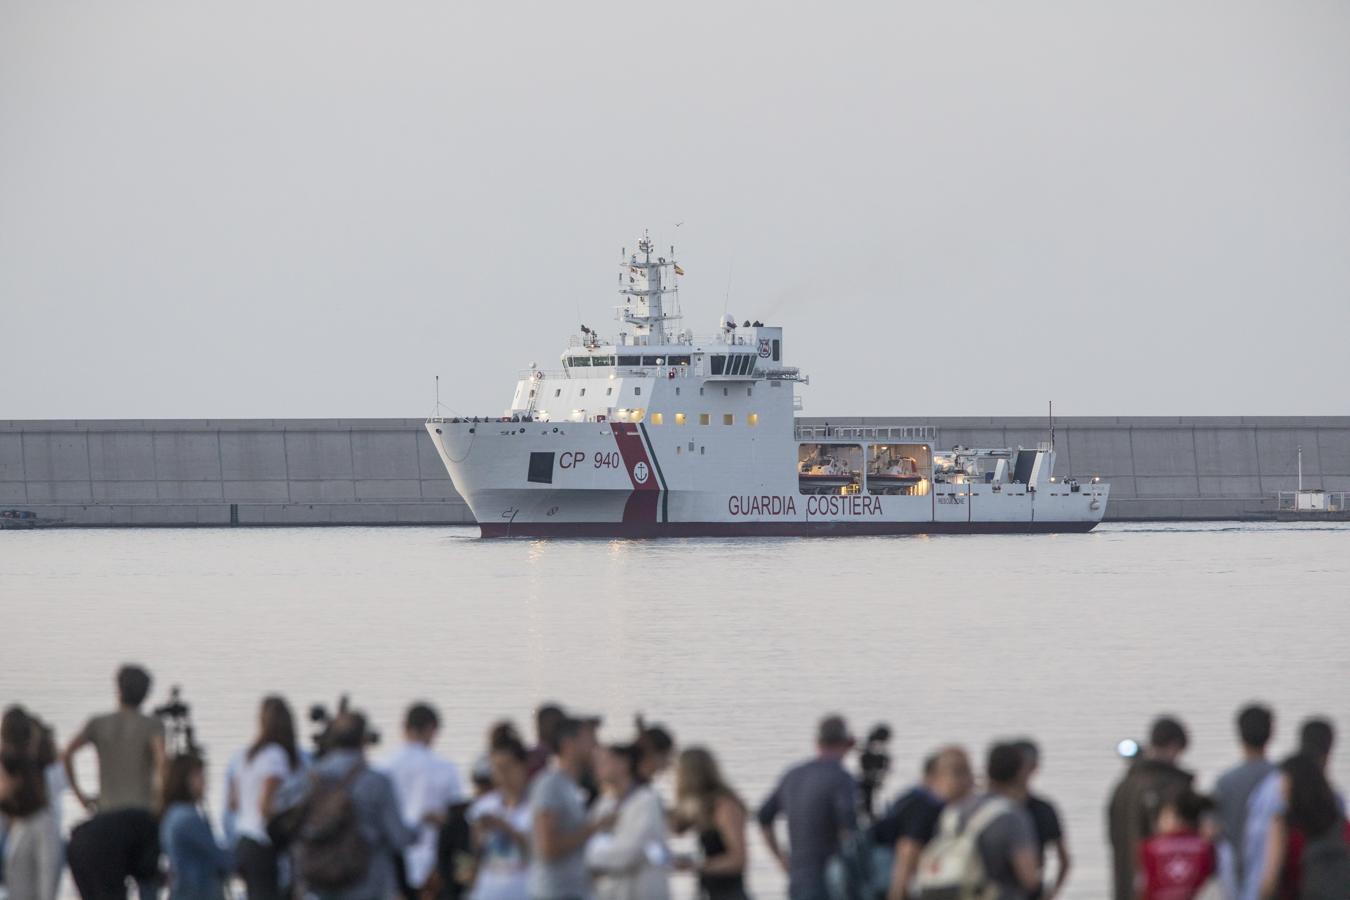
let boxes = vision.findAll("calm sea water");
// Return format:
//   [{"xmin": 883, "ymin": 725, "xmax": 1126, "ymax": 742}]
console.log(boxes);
[{"xmin": 2, "ymin": 523, "xmax": 1348, "ymax": 899}]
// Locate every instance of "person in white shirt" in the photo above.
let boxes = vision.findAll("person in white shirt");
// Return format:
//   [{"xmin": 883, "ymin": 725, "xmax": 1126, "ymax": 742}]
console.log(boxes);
[
  {"xmin": 468, "ymin": 735, "xmax": 533, "ymax": 900},
  {"xmin": 378, "ymin": 702, "xmax": 464, "ymax": 897},
  {"xmin": 233, "ymin": 696, "xmax": 303, "ymax": 900},
  {"xmin": 586, "ymin": 742, "xmax": 672, "ymax": 900}
]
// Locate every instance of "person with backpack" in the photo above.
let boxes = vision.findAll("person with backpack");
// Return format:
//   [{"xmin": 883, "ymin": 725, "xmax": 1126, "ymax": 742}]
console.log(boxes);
[
  {"xmin": 272, "ymin": 711, "xmax": 415, "ymax": 900},
  {"xmin": 1254, "ymin": 719, "xmax": 1350, "ymax": 900},
  {"xmin": 883, "ymin": 747, "xmax": 974, "ymax": 900},
  {"xmin": 1243, "ymin": 718, "xmax": 1347, "ymax": 900},
  {"xmin": 1107, "ymin": 717, "xmax": 1194, "ymax": 900},
  {"xmin": 913, "ymin": 743, "xmax": 1040, "ymax": 900}
]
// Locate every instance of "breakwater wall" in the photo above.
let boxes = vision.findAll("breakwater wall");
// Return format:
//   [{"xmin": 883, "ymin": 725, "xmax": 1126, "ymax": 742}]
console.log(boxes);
[{"xmin": 2, "ymin": 417, "xmax": 1346, "ymax": 526}]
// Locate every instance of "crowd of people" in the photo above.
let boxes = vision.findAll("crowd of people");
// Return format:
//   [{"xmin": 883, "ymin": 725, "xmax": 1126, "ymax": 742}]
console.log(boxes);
[{"xmin": 1, "ymin": 665, "xmax": 1347, "ymax": 900}]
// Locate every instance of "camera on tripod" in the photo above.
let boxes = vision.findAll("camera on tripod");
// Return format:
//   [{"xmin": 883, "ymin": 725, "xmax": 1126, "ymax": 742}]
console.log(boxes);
[
  {"xmin": 153, "ymin": 685, "xmax": 202, "ymax": 757},
  {"xmin": 308, "ymin": 694, "xmax": 380, "ymax": 758}
]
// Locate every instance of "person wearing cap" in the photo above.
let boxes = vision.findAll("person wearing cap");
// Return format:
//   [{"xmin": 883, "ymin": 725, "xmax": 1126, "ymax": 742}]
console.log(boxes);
[{"xmin": 757, "ymin": 714, "xmax": 859, "ymax": 900}]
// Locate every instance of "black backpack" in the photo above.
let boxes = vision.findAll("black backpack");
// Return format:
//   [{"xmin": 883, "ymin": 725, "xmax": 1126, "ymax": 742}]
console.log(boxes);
[
  {"xmin": 294, "ymin": 764, "xmax": 372, "ymax": 892},
  {"xmin": 1300, "ymin": 827, "xmax": 1350, "ymax": 900}
]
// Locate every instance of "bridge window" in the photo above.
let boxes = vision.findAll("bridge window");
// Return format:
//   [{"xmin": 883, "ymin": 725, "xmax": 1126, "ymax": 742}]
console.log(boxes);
[
  {"xmin": 618, "ymin": 355, "xmax": 641, "ymax": 366},
  {"xmin": 710, "ymin": 355, "xmax": 726, "ymax": 375}
]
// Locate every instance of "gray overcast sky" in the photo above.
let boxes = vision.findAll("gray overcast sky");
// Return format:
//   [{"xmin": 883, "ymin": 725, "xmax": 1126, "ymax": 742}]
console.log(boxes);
[{"xmin": 2, "ymin": 2, "xmax": 1348, "ymax": 419}]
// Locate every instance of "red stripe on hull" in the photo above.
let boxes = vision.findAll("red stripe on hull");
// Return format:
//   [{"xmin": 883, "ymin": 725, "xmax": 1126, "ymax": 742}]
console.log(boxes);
[
  {"xmin": 478, "ymin": 520, "xmax": 1101, "ymax": 538},
  {"xmin": 609, "ymin": 422, "xmax": 661, "ymax": 524}
]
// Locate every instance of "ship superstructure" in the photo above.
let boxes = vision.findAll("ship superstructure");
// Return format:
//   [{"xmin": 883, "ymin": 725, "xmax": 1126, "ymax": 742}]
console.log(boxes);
[{"xmin": 427, "ymin": 234, "xmax": 1109, "ymax": 536}]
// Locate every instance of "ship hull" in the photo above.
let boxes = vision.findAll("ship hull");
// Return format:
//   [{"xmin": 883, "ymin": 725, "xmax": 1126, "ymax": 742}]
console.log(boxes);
[
  {"xmin": 427, "ymin": 420, "xmax": 1109, "ymax": 538},
  {"xmin": 478, "ymin": 519, "xmax": 1101, "ymax": 538}
]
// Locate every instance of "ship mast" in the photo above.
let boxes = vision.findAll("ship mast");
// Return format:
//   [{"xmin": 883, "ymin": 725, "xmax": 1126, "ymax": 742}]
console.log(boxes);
[{"xmin": 618, "ymin": 231, "xmax": 680, "ymax": 346}]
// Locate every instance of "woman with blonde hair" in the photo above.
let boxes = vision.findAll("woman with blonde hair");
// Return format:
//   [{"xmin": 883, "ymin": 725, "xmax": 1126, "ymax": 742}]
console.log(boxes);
[{"xmin": 673, "ymin": 746, "xmax": 749, "ymax": 900}]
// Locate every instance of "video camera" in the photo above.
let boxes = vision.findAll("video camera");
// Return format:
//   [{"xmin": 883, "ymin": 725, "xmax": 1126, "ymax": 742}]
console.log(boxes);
[
  {"xmin": 308, "ymin": 694, "xmax": 380, "ymax": 758},
  {"xmin": 153, "ymin": 685, "xmax": 202, "ymax": 757}
]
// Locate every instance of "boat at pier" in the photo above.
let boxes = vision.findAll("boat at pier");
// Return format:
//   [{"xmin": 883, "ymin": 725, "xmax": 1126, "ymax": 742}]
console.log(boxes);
[{"xmin": 426, "ymin": 234, "xmax": 1110, "ymax": 537}]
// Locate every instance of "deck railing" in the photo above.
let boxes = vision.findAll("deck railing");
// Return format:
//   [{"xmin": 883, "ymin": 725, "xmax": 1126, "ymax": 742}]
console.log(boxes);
[{"xmin": 794, "ymin": 424, "xmax": 937, "ymax": 442}]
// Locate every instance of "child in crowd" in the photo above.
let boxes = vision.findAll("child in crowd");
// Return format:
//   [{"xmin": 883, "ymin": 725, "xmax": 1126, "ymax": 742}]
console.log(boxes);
[{"xmin": 1136, "ymin": 790, "xmax": 1215, "ymax": 900}]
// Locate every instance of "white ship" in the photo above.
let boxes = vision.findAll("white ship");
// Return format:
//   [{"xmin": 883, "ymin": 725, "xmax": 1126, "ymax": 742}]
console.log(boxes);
[{"xmin": 427, "ymin": 234, "xmax": 1109, "ymax": 537}]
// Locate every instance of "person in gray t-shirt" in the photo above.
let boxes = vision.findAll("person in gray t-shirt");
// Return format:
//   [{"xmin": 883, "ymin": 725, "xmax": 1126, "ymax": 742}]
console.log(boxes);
[
  {"xmin": 528, "ymin": 717, "xmax": 613, "ymax": 899},
  {"xmin": 1212, "ymin": 704, "xmax": 1275, "ymax": 896},
  {"xmin": 973, "ymin": 743, "xmax": 1042, "ymax": 900}
]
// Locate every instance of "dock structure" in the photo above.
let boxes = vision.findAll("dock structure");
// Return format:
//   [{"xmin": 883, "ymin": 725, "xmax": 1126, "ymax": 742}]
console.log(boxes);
[{"xmin": 1, "ymin": 417, "xmax": 1347, "ymax": 526}]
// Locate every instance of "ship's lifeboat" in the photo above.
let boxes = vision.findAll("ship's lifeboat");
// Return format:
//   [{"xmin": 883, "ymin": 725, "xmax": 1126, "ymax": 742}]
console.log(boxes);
[
  {"xmin": 798, "ymin": 456, "xmax": 857, "ymax": 493},
  {"xmin": 867, "ymin": 457, "xmax": 922, "ymax": 487}
]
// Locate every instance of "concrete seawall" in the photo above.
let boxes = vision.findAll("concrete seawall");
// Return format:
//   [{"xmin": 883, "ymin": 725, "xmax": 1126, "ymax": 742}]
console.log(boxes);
[{"xmin": 2, "ymin": 417, "xmax": 1347, "ymax": 526}]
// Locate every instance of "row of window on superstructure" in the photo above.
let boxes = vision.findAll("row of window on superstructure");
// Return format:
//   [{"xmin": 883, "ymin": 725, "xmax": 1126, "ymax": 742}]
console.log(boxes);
[
  {"xmin": 615, "ymin": 411, "xmax": 759, "ymax": 427},
  {"xmin": 564, "ymin": 352, "xmax": 759, "ymax": 373}
]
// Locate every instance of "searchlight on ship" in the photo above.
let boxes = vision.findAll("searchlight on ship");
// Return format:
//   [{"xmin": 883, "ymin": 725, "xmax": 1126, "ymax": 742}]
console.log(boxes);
[{"xmin": 425, "ymin": 233, "xmax": 1110, "ymax": 537}]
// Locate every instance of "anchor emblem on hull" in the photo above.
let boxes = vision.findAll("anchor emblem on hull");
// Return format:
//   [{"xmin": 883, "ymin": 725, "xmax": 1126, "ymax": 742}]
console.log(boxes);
[{"xmin": 633, "ymin": 461, "xmax": 650, "ymax": 484}]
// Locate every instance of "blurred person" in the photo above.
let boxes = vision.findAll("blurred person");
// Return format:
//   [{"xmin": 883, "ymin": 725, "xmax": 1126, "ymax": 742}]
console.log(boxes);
[
  {"xmin": 1011, "ymin": 740, "xmax": 1070, "ymax": 900},
  {"xmin": 1213, "ymin": 704, "xmax": 1275, "ymax": 900},
  {"xmin": 272, "ymin": 711, "xmax": 415, "ymax": 900},
  {"xmin": 576, "ymin": 716, "xmax": 604, "ymax": 809},
  {"xmin": 1, "ymin": 706, "xmax": 60, "ymax": 900},
  {"xmin": 159, "ymin": 753, "xmax": 232, "ymax": 900},
  {"xmin": 635, "ymin": 718, "xmax": 676, "ymax": 784},
  {"xmin": 379, "ymin": 702, "xmax": 464, "ymax": 898},
  {"xmin": 62, "ymin": 664, "xmax": 166, "ymax": 813},
  {"xmin": 489, "ymin": 721, "xmax": 524, "ymax": 752},
  {"xmin": 527, "ymin": 717, "xmax": 613, "ymax": 900},
  {"xmin": 672, "ymin": 746, "xmax": 749, "ymax": 900},
  {"xmin": 1136, "ymin": 790, "xmax": 1216, "ymax": 900},
  {"xmin": 585, "ymin": 742, "xmax": 671, "ymax": 900},
  {"xmin": 883, "ymin": 747, "xmax": 974, "ymax": 900},
  {"xmin": 468, "ymin": 734, "xmax": 532, "ymax": 900},
  {"xmin": 66, "ymin": 807, "xmax": 161, "ymax": 900},
  {"xmin": 61, "ymin": 672, "xmax": 165, "ymax": 900},
  {"xmin": 758, "ymin": 714, "xmax": 859, "ymax": 900},
  {"xmin": 220, "ymin": 747, "xmax": 247, "ymax": 851},
  {"xmin": 527, "ymin": 705, "xmax": 566, "ymax": 779},
  {"xmin": 234, "ymin": 695, "xmax": 302, "ymax": 900},
  {"xmin": 915, "ymin": 742, "xmax": 1040, "ymax": 900},
  {"xmin": 1255, "ymin": 721, "xmax": 1349, "ymax": 900},
  {"xmin": 1243, "ymin": 718, "xmax": 1344, "ymax": 900},
  {"xmin": 1108, "ymin": 717, "xmax": 1194, "ymax": 900},
  {"xmin": 858, "ymin": 725, "xmax": 893, "ymax": 824}
]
